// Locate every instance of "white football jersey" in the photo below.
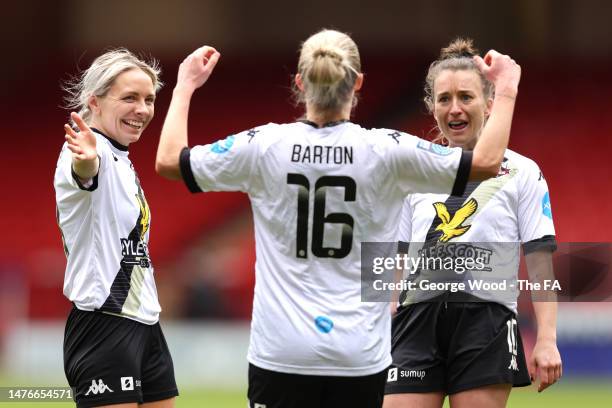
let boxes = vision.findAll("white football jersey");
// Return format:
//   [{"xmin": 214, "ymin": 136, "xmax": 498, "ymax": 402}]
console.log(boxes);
[
  {"xmin": 398, "ymin": 149, "xmax": 556, "ymax": 313},
  {"xmin": 54, "ymin": 129, "xmax": 161, "ymax": 325},
  {"xmin": 182, "ymin": 121, "xmax": 470, "ymax": 376}
]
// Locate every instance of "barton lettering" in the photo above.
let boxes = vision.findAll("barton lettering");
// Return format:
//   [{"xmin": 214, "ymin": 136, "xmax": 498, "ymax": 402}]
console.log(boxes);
[{"xmin": 291, "ymin": 144, "xmax": 353, "ymax": 165}]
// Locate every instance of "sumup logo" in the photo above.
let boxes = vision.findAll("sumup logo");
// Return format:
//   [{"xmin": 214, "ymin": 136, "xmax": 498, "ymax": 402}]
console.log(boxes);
[
  {"xmin": 387, "ymin": 367, "xmax": 426, "ymax": 381},
  {"xmin": 121, "ymin": 377, "xmax": 134, "ymax": 391},
  {"xmin": 387, "ymin": 367, "xmax": 398, "ymax": 382}
]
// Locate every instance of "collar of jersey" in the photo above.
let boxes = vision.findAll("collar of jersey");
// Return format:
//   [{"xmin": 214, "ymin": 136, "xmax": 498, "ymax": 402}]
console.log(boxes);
[
  {"xmin": 91, "ymin": 128, "xmax": 129, "ymax": 152},
  {"xmin": 298, "ymin": 119, "xmax": 350, "ymax": 128}
]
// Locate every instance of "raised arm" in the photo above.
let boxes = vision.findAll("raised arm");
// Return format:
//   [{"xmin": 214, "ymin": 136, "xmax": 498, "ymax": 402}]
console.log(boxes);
[
  {"xmin": 65, "ymin": 112, "xmax": 99, "ymax": 182},
  {"xmin": 155, "ymin": 46, "xmax": 221, "ymax": 180},
  {"xmin": 470, "ymin": 50, "xmax": 521, "ymax": 180}
]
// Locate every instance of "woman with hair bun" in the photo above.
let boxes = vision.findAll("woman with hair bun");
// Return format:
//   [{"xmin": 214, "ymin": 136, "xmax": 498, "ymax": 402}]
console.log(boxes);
[
  {"xmin": 55, "ymin": 49, "xmax": 178, "ymax": 407},
  {"xmin": 156, "ymin": 30, "xmax": 520, "ymax": 408},
  {"xmin": 383, "ymin": 38, "xmax": 561, "ymax": 408}
]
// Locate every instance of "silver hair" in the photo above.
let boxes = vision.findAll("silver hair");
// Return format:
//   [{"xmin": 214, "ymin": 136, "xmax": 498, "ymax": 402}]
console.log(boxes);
[{"xmin": 62, "ymin": 48, "xmax": 162, "ymax": 126}]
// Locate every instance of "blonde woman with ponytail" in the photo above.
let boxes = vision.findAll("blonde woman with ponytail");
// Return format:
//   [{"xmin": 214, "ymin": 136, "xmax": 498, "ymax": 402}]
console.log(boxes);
[
  {"xmin": 156, "ymin": 30, "xmax": 521, "ymax": 408},
  {"xmin": 383, "ymin": 39, "xmax": 561, "ymax": 408}
]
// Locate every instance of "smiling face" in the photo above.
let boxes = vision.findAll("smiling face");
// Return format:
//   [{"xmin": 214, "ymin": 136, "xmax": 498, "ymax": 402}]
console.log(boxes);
[
  {"xmin": 89, "ymin": 68, "xmax": 155, "ymax": 146},
  {"xmin": 433, "ymin": 69, "xmax": 492, "ymax": 150}
]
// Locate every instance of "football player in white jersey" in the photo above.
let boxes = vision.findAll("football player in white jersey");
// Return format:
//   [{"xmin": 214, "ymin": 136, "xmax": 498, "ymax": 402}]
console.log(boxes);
[
  {"xmin": 55, "ymin": 49, "xmax": 178, "ymax": 408},
  {"xmin": 383, "ymin": 39, "xmax": 562, "ymax": 408},
  {"xmin": 156, "ymin": 30, "xmax": 520, "ymax": 408}
]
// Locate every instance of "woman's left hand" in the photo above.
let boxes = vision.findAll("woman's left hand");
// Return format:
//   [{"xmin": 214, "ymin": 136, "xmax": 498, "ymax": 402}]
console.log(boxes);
[
  {"xmin": 175, "ymin": 46, "xmax": 221, "ymax": 93},
  {"xmin": 528, "ymin": 338, "xmax": 562, "ymax": 392}
]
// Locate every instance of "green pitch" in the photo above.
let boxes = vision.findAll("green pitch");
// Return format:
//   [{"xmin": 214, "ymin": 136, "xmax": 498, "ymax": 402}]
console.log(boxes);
[
  {"xmin": 178, "ymin": 383, "xmax": 612, "ymax": 407},
  {"xmin": 0, "ymin": 380, "xmax": 610, "ymax": 407}
]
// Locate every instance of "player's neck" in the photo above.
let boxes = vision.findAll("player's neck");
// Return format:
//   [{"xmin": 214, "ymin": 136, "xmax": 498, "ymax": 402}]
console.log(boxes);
[
  {"xmin": 306, "ymin": 106, "xmax": 351, "ymax": 127},
  {"xmin": 448, "ymin": 137, "xmax": 478, "ymax": 151}
]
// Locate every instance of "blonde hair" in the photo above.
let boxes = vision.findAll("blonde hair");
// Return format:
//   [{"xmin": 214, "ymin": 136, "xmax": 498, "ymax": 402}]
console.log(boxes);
[
  {"xmin": 294, "ymin": 29, "xmax": 361, "ymax": 112},
  {"xmin": 63, "ymin": 48, "xmax": 162, "ymax": 126},
  {"xmin": 424, "ymin": 38, "xmax": 493, "ymax": 144}
]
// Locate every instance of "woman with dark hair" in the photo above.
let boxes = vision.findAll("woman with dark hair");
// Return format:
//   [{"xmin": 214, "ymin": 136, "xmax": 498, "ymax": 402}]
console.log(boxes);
[{"xmin": 384, "ymin": 38, "xmax": 561, "ymax": 408}]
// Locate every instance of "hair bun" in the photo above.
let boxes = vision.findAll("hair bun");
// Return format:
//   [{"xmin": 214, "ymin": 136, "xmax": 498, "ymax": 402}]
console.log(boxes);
[
  {"xmin": 312, "ymin": 47, "xmax": 343, "ymax": 62},
  {"xmin": 440, "ymin": 38, "xmax": 478, "ymax": 60}
]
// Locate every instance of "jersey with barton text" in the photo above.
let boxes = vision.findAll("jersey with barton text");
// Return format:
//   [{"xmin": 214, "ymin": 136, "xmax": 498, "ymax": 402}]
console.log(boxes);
[
  {"xmin": 54, "ymin": 130, "xmax": 161, "ymax": 325},
  {"xmin": 181, "ymin": 121, "xmax": 471, "ymax": 376},
  {"xmin": 398, "ymin": 149, "xmax": 556, "ymax": 313}
]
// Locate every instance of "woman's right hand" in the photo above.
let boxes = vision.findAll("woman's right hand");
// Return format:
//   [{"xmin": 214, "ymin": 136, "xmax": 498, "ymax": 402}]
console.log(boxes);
[
  {"xmin": 65, "ymin": 112, "xmax": 97, "ymax": 162},
  {"xmin": 474, "ymin": 50, "xmax": 521, "ymax": 99},
  {"xmin": 175, "ymin": 46, "xmax": 221, "ymax": 93},
  {"xmin": 65, "ymin": 112, "xmax": 99, "ymax": 180}
]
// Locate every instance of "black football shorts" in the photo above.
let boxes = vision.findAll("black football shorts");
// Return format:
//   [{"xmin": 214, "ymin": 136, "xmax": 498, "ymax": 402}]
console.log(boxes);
[
  {"xmin": 63, "ymin": 306, "xmax": 178, "ymax": 407},
  {"xmin": 248, "ymin": 363, "xmax": 388, "ymax": 408},
  {"xmin": 385, "ymin": 296, "xmax": 531, "ymax": 395}
]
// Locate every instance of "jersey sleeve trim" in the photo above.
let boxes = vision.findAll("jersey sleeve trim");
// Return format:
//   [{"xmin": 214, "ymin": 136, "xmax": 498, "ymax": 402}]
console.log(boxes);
[
  {"xmin": 523, "ymin": 235, "xmax": 557, "ymax": 254},
  {"xmin": 450, "ymin": 150, "xmax": 472, "ymax": 196},
  {"xmin": 179, "ymin": 147, "xmax": 202, "ymax": 193},
  {"xmin": 71, "ymin": 160, "xmax": 99, "ymax": 192}
]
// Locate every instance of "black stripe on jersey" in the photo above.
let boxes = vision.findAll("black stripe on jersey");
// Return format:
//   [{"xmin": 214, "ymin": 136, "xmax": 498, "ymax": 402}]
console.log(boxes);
[
  {"xmin": 451, "ymin": 151, "xmax": 472, "ymax": 196},
  {"xmin": 180, "ymin": 147, "xmax": 203, "ymax": 193},
  {"xmin": 71, "ymin": 164, "xmax": 99, "ymax": 191},
  {"xmin": 397, "ymin": 180, "xmax": 482, "ymax": 305},
  {"xmin": 100, "ymin": 182, "xmax": 150, "ymax": 314},
  {"xmin": 523, "ymin": 235, "xmax": 557, "ymax": 254}
]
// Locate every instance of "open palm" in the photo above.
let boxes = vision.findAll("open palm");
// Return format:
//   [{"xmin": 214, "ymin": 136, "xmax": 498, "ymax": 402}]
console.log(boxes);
[{"xmin": 64, "ymin": 112, "xmax": 97, "ymax": 161}]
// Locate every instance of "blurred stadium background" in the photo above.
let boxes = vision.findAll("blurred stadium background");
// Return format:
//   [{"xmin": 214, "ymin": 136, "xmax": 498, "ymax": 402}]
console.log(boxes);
[{"xmin": 1, "ymin": 0, "xmax": 611, "ymax": 406}]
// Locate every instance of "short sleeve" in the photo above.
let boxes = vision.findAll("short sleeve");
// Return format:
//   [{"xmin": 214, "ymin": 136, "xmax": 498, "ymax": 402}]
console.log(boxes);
[
  {"xmin": 181, "ymin": 127, "xmax": 264, "ymax": 193},
  {"xmin": 381, "ymin": 133, "xmax": 471, "ymax": 197},
  {"xmin": 518, "ymin": 166, "xmax": 557, "ymax": 254},
  {"xmin": 54, "ymin": 139, "xmax": 105, "ymax": 193}
]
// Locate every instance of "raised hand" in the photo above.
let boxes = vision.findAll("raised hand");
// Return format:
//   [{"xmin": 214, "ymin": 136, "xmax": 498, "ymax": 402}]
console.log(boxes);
[
  {"xmin": 176, "ymin": 46, "xmax": 221, "ymax": 93},
  {"xmin": 65, "ymin": 112, "xmax": 97, "ymax": 161},
  {"xmin": 473, "ymin": 50, "xmax": 521, "ymax": 99},
  {"xmin": 65, "ymin": 112, "xmax": 99, "ymax": 180},
  {"xmin": 528, "ymin": 338, "xmax": 562, "ymax": 392}
]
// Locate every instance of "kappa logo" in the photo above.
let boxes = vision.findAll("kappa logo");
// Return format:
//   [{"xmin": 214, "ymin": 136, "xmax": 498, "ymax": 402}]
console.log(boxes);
[
  {"xmin": 254, "ymin": 403, "xmax": 267, "ymax": 408},
  {"xmin": 508, "ymin": 355, "xmax": 519, "ymax": 371},
  {"xmin": 121, "ymin": 376, "xmax": 134, "ymax": 391},
  {"xmin": 84, "ymin": 379, "xmax": 114, "ymax": 396},
  {"xmin": 387, "ymin": 367, "xmax": 398, "ymax": 382}
]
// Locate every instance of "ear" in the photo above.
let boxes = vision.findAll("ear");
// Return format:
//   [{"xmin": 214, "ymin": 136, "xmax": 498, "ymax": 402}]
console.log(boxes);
[
  {"xmin": 354, "ymin": 73, "xmax": 364, "ymax": 91},
  {"xmin": 484, "ymin": 97, "xmax": 493, "ymax": 118},
  {"xmin": 294, "ymin": 74, "xmax": 304, "ymax": 92},
  {"xmin": 88, "ymin": 95, "xmax": 100, "ymax": 115}
]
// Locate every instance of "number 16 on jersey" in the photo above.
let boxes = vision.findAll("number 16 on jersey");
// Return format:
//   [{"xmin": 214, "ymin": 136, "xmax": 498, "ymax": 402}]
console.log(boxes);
[{"xmin": 287, "ymin": 173, "xmax": 356, "ymax": 259}]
